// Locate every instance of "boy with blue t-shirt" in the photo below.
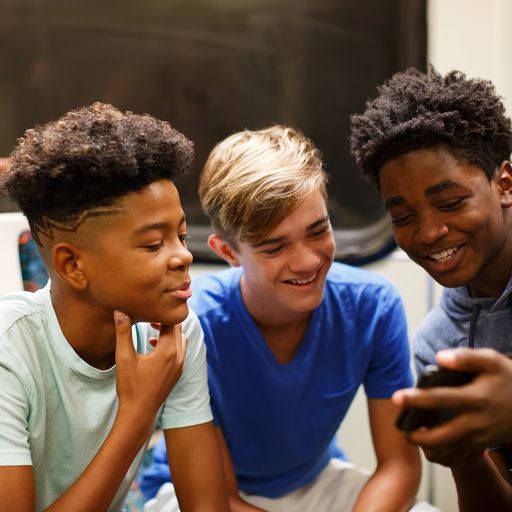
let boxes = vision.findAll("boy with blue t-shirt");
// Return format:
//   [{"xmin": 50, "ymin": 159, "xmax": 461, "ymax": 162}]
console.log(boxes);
[
  {"xmin": 0, "ymin": 103, "xmax": 229, "ymax": 511},
  {"xmin": 141, "ymin": 125, "xmax": 436, "ymax": 512}
]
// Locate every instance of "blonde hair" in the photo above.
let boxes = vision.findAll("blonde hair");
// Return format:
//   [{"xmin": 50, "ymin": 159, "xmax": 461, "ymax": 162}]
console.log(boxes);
[{"xmin": 199, "ymin": 125, "xmax": 327, "ymax": 245}]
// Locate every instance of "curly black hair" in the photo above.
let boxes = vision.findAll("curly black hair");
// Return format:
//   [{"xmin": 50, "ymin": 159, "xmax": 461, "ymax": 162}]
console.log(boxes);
[
  {"xmin": 350, "ymin": 66, "xmax": 512, "ymax": 186},
  {"xmin": 1, "ymin": 102, "xmax": 193, "ymax": 232}
]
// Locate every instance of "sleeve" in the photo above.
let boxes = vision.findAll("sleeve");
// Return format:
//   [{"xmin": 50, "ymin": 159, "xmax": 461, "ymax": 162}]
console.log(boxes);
[
  {"xmin": 412, "ymin": 324, "xmax": 438, "ymax": 375},
  {"xmin": 363, "ymin": 284, "xmax": 415, "ymax": 398},
  {"xmin": 0, "ymin": 342, "xmax": 32, "ymax": 466},
  {"xmin": 412, "ymin": 302, "xmax": 463, "ymax": 375},
  {"xmin": 157, "ymin": 309, "xmax": 213, "ymax": 429}
]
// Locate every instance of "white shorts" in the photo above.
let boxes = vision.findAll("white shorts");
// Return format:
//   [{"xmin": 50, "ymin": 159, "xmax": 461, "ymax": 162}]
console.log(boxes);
[{"xmin": 142, "ymin": 458, "xmax": 440, "ymax": 512}]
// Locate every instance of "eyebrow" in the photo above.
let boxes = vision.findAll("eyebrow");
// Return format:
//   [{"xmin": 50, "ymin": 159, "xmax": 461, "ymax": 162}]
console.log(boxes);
[
  {"xmin": 384, "ymin": 180, "xmax": 461, "ymax": 209},
  {"xmin": 132, "ymin": 214, "xmax": 186, "ymax": 235},
  {"xmin": 253, "ymin": 215, "xmax": 330, "ymax": 248}
]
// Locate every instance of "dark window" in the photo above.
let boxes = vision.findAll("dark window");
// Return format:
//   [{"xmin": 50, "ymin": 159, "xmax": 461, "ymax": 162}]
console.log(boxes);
[{"xmin": 0, "ymin": 0, "xmax": 426, "ymax": 263}]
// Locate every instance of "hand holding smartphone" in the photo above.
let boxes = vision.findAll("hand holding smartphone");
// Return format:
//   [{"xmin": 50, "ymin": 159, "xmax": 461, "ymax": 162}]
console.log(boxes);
[{"xmin": 396, "ymin": 364, "xmax": 475, "ymax": 432}]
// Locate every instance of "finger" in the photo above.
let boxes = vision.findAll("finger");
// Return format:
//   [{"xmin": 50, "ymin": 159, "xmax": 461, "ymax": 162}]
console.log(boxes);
[
  {"xmin": 408, "ymin": 413, "xmax": 480, "ymax": 447},
  {"xmin": 181, "ymin": 332, "xmax": 188, "ymax": 360},
  {"xmin": 396, "ymin": 385, "xmax": 476, "ymax": 410},
  {"xmin": 114, "ymin": 310, "xmax": 135, "ymax": 357},
  {"xmin": 436, "ymin": 347, "xmax": 503, "ymax": 373},
  {"xmin": 155, "ymin": 323, "xmax": 181, "ymax": 355},
  {"xmin": 392, "ymin": 388, "xmax": 409, "ymax": 407},
  {"xmin": 150, "ymin": 322, "xmax": 161, "ymax": 331},
  {"xmin": 171, "ymin": 324, "xmax": 186, "ymax": 360},
  {"xmin": 149, "ymin": 337, "xmax": 158, "ymax": 347}
]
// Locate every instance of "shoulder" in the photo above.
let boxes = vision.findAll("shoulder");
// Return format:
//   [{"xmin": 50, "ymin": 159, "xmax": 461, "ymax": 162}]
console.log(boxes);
[
  {"xmin": 0, "ymin": 288, "xmax": 47, "ymax": 339},
  {"xmin": 189, "ymin": 267, "xmax": 241, "ymax": 316},
  {"xmin": 325, "ymin": 262, "xmax": 401, "ymax": 305},
  {"xmin": 413, "ymin": 303, "xmax": 453, "ymax": 360},
  {"xmin": 0, "ymin": 289, "xmax": 51, "ymax": 399}
]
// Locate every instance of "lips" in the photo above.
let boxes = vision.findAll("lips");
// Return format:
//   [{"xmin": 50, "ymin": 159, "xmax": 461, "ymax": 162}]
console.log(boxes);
[{"xmin": 165, "ymin": 282, "xmax": 192, "ymax": 300}]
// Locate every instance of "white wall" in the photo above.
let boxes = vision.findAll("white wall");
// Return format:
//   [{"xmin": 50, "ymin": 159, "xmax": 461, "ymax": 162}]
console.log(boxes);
[{"xmin": 429, "ymin": 0, "xmax": 512, "ymax": 112}]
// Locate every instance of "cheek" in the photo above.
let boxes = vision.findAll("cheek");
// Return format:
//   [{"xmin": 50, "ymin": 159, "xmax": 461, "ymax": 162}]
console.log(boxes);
[
  {"xmin": 325, "ymin": 237, "xmax": 336, "ymax": 258},
  {"xmin": 391, "ymin": 227, "xmax": 411, "ymax": 250}
]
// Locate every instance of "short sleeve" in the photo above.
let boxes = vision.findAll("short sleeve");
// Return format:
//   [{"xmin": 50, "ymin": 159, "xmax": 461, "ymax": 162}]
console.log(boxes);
[
  {"xmin": 363, "ymin": 285, "xmax": 414, "ymax": 398},
  {"xmin": 157, "ymin": 309, "xmax": 213, "ymax": 429},
  {"xmin": 0, "ymin": 342, "xmax": 33, "ymax": 466}
]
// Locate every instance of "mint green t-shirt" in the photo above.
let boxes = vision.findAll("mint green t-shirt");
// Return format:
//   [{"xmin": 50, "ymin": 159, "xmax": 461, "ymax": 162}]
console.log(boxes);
[{"xmin": 0, "ymin": 285, "xmax": 212, "ymax": 511}]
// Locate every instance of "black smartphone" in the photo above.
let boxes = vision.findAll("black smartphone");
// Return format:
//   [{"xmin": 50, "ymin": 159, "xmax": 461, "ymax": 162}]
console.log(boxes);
[{"xmin": 396, "ymin": 364, "xmax": 475, "ymax": 432}]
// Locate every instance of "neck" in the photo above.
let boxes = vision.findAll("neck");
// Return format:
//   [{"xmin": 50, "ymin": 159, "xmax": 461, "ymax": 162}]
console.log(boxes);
[
  {"xmin": 255, "ymin": 316, "xmax": 310, "ymax": 364},
  {"xmin": 51, "ymin": 285, "xmax": 117, "ymax": 369}
]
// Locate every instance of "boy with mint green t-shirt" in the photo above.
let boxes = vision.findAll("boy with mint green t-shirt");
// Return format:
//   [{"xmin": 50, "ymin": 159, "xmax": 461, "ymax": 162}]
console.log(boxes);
[{"xmin": 0, "ymin": 103, "xmax": 229, "ymax": 511}]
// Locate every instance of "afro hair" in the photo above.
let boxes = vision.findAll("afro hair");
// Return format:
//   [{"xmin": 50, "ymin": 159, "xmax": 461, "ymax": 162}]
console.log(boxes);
[
  {"xmin": 1, "ymin": 102, "xmax": 194, "ymax": 228},
  {"xmin": 350, "ymin": 66, "xmax": 512, "ymax": 186}
]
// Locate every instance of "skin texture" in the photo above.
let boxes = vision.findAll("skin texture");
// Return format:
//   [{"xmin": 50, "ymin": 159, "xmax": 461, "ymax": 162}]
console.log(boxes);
[
  {"xmin": 0, "ymin": 180, "xmax": 230, "ymax": 512},
  {"xmin": 380, "ymin": 147, "xmax": 512, "ymax": 298},
  {"xmin": 208, "ymin": 190, "xmax": 421, "ymax": 511},
  {"xmin": 379, "ymin": 146, "xmax": 512, "ymax": 511}
]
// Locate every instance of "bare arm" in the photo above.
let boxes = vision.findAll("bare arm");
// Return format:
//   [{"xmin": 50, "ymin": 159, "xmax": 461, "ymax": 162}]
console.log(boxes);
[
  {"xmin": 0, "ymin": 312, "xmax": 187, "ymax": 512},
  {"xmin": 352, "ymin": 398, "xmax": 421, "ymax": 512},
  {"xmin": 164, "ymin": 423, "xmax": 231, "ymax": 511},
  {"xmin": 210, "ymin": 427, "xmax": 267, "ymax": 512},
  {"xmin": 0, "ymin": 466, "xmax": 36, "ymax": 512},
  {"xmin": 449, "ymin": 452, "xmax": 512, "ymax": 512}
]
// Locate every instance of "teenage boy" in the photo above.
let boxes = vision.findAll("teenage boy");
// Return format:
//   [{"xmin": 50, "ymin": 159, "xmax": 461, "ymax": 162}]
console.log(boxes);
[
  {"xmin": 142, "ymin": 125, "xmax": 437, "ymax": 512},
  {"xmin": 0, "ymin": 103, "xmax": 229, "ymax": 511},
  {"xmin": 350, "ymin": 67, "xmax": 512, "ymax": 510}
]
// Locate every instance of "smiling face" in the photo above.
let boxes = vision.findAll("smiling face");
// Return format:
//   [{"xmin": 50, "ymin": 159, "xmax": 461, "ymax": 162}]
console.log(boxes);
[
  {"xmin": 379, "ymin": 147, "xmax": 512, "ymax": 297},
  {"xmin": 233, "ymin": 189, "xmax": 335, "ymax": 324},
  {"xmin": 79, "ymin": 179, "xmax": 193, "ymax": 324}
]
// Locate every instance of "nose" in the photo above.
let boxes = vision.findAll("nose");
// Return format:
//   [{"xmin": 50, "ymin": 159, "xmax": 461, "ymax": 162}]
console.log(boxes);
[
  {"xmin": 414, "ymin": 212, "xmax": 449, "ymax": 245},
  {"xmin": 289, "ymin": 243, "xmax": 321, "ymax": 273},
  {"xmin": 168, "ymin": 242, "xmax": 193, "ymax": 270}
]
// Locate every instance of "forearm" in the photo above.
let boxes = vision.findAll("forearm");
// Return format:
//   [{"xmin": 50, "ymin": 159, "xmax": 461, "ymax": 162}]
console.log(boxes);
[
  {"xmin": 451, "ymin": 453, "xmax": 512, "ymax": 512},
  {"xmin": 228, "ymin": 495, "xmax": 267, "ymax": 512},
  {"xmin": 353, "ymin": 461, "xmax": 418, "ymax": 512},
  {"xmin": 45, "ymin": 408, "xmax": 154, "ymax": 512}
]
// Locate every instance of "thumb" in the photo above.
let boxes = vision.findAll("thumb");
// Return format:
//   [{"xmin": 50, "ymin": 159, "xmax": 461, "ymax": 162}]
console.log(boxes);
[
  {"xmin": 436, "ymin": 347, "xmax": 501, "ymax": 373},
  {"xmin": 114, "ymin": 310, "xmax": 135, "ymax": 357}
]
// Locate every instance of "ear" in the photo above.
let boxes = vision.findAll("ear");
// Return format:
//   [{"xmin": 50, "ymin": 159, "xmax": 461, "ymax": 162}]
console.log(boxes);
[
  {"xmin": 497, "ymin": 161, "xmax": 512, "ymax": 208},
  {"xmin": 207, "ymin": 234, "xmax": 241, "ymax": 267},
  {"xmin": 51, "ymin": 243, "xmax": 88, "ymax": 291}
]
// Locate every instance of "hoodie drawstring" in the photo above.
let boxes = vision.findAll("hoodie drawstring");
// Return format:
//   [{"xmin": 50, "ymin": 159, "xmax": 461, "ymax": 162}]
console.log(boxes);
[{"xmin": 467, "ymin": 304, "xmax": 481, "ymax": 348}]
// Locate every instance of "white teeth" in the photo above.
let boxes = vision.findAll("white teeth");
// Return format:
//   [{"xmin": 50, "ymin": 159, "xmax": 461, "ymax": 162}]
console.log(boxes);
[
  {"xmin": 430, "ymin": 247, "xmax": 458, "ymax": 261},
  {"xmin": 288, "ymin": 273, "xmax": 317, "ymax": 285}
]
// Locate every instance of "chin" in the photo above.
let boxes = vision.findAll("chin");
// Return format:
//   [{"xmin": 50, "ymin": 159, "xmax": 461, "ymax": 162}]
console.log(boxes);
[
  {"xmin": 135, "ymin": 303, "xmax": 190, "ymax": 325},
  {"xmin": 162, "ymin": 304, "xmax": 190, "ymax": 325}
]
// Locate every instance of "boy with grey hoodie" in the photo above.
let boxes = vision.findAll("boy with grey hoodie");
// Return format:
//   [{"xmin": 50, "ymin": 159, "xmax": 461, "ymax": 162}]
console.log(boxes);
[{"xmin": 351, "ymin": 67, "xmax": 512, "ymax": 511}]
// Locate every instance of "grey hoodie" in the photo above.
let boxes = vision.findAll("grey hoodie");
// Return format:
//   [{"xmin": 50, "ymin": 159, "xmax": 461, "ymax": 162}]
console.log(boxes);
[{"xmin": 413, "ymin": 277, "xmax": 512, "ymax": 374}]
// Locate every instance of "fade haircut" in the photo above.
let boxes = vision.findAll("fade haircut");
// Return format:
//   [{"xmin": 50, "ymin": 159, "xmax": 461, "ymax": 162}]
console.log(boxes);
[
  {"xmin": 1, "ymin": 102, "xmax": 193, "ymax": 245},
  {"xmin": 350, "ymin": 66, "xmax": 512, "ymax": 187},
  {"xmin": 199, "ymin": 125, "xmax": 327, "ymax": 246}
]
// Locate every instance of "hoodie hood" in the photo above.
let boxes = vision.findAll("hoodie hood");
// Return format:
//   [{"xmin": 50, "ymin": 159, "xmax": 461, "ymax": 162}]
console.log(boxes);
[
  {"xmin": 413, "ymin": 275, "xmax": 512, "ymax": 373},
  {"xmin": 440, "ymin": 278, "xmax": 512, "ymax": 322}
]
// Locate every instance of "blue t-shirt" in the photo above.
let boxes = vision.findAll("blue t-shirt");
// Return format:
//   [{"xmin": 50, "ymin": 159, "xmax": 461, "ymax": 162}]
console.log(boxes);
[{"xmin": 140, "ymin": 262, "xmax": 413, "ymax": 499}]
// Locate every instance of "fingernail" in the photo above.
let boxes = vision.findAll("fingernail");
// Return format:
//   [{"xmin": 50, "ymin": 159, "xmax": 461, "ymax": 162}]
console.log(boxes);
[
  {"xmin": 437, "ymin": 349, "xmax": 457, "ymax": 363},
  {"xmin": 114, "ymin": 310, "xmax": 128, "ymax": 324}
]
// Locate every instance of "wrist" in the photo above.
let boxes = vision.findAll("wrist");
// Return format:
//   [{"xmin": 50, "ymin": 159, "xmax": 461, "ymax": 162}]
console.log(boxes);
[
  {"xmin": 115, "ymin": 404, "xmax": 156, "ymax": 442},
  {"xmin": 450, "ymin": 451, "xmax": 487, "ymax": 472}
]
